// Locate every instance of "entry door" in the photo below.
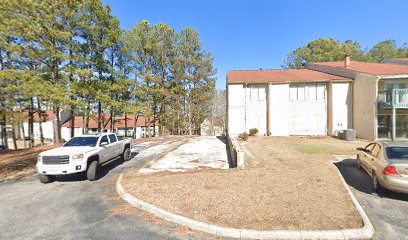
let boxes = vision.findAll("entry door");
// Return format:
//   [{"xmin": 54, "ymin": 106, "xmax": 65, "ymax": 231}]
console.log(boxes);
[{"xmin": 289, "ymin": 84, "xmax": 327, "ymax": 135}]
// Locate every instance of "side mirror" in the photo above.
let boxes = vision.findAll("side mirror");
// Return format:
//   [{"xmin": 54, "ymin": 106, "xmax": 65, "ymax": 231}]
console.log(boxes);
[
  {"xmin": 100, "ymin": 141, "xmax": 108, "ymax": 146},
  {"xmin": 356, "ymin": 147, "xmax": 366, "ymax": 152}
]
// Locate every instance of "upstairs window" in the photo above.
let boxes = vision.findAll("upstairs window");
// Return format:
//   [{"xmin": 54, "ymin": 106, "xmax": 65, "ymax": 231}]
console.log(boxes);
[{"xmin": 290, "ymin": 84, "xmax": 325, "ymax": 101}]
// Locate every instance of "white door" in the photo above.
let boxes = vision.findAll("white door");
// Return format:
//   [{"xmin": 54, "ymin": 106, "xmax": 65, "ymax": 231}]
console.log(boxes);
[
  {"xmin": 98, "ymin": 135, "xmax": 111, "ymax": 163},
  {"xmin": 247, "ymin": 85, "xmax": 267, "ymax": 135},
  {"xmin": 289, "ymin": 84, "xmax": 327, "ymax": 135}
]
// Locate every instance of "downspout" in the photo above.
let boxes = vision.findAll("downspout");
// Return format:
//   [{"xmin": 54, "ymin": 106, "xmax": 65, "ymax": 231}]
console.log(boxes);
[
  {"xmin": 244, "ymin": 83, "xmax": 247, "ymax": 133},
  {"xmin": 266, "ymin": 83, "xmax": 271, "ymax": 136}
]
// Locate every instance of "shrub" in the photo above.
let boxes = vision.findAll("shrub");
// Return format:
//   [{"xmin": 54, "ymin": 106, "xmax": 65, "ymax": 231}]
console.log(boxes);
[
  {"xmin": 249, "ymin": 128, "xmax": 258, "ymax": 136},
  {"xmin": 238, "ymin": 132, "xmax": 249, "ymax": 141}
]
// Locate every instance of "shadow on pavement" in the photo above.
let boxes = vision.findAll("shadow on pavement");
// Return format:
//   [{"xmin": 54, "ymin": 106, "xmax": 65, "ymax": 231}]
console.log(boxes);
[
  {"xmin": 55, "ymin": 152, "xmax": 139, "ymax": 182},
  {"xmin": 334, "ymin": 158, "xmax": 408, "ymax": 201}
]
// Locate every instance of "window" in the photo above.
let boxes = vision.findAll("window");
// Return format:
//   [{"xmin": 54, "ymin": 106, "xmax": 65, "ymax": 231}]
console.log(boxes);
[
  {"xmin": 100, "ymin": 135, "xmax": 109, "ymax": 145},
  {"xmin": 63, "ymin": 137, "xmax": 99, "ymax": 147},
  {"xmin": 386, "ymin": 147, "xmax": 408, "ymax": 160},
  {"xmin": 371, "ymin": 144, "xmax": 382, "ymax": 157},
  {"xmin": 290, "ymin": 86, "xmax": 297, "ymax": 101},
  {"xmin": 250, "ymin": 85, "xmax": 258, "ymax": 100},
  {"xmin": 316, "ymin": 85, "xmax": 325, "ymax": 100},
  {"xmin": 249, "ymin": 85, "xmax": 266, "ymax": 101},
  {"xmin": 108, "ymin": 134, "xmax": 117, "ymax": 143},
  {"xmin": 365, "ymin": 143, "xmax": 375, "ymax": 153},
  {"xmin": 290, "ymin": 84, "xmax": 325, "ymax": 101},
  {"xmin": 308, "ymin": 85, "xmax": 317, "ymax": 100}
]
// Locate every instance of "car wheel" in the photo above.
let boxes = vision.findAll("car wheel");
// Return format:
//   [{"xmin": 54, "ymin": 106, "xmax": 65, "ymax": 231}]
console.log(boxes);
[
  {"xmin": 372, "ymin": 173, "xmax": 383, "ymax": 193},
  {"xmin": 121, "ymin": 148, "xmax": 131, "ymax": 162},
  {"xmin": 87, "ymin": 160, "xmax": 99, "ymax": 181},
  {"xmin": 356, "ymin": 157, "xmax": 362, "ymax": 169},
  {"xmin": 39, "ymin": 174, "xmax": 55, "ymax": 184}
]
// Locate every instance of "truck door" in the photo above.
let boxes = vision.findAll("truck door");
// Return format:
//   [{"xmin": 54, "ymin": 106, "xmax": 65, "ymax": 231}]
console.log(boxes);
[
  {"xmin": 98, "ymin": 135, "xmax": 111, "ymax": 163},
  {"xmin": 108, "ymin": 134, "xmax": 121, "ymax": 158}
]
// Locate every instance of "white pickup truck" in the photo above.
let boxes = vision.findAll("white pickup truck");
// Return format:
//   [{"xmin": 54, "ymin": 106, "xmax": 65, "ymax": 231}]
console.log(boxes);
[{"xmin": 37, "ymin": 133, "xmax": 132, "ymax": 183}]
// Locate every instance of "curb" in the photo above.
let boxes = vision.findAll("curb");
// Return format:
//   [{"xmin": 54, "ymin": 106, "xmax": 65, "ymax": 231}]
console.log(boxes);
[{"xmin": 117, "ymin": 158, "xmax": 374, "ymax": 239}]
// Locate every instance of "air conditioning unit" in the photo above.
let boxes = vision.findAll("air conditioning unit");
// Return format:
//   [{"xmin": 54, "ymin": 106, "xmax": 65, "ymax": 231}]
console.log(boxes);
[{"xmin": 343, "ymin": 129, "xmax": 356, "ymax": 141}]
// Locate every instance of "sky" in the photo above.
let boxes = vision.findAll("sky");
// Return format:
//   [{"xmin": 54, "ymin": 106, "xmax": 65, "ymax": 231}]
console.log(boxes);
[{"xmin": 102, "ymin": 0, "xmax": 408, "ymax": 90}]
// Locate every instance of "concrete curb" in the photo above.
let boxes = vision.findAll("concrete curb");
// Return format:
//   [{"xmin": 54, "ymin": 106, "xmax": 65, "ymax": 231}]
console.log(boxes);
[{"xmin": 117, "ymin": 169, "xmax": 374, "ymax": 239}]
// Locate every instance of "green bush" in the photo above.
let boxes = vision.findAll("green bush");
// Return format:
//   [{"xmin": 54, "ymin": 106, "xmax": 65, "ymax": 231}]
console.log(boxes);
[
  {"xmin": 238, "ymin": 132, "xmax": 249, "ymax": 141},
  {"xmin": 249, "ymin": 128, "xmax": 258, "ymax": 136}
]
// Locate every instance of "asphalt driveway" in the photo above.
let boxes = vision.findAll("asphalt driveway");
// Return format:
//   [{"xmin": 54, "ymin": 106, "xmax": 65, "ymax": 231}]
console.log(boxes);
[
  {"xmin": 0, "ymin": 137, "xmax": 228, "ymax": 240},
  {"xmin": 335, "ymin": 158, "xmax": 408, "ymax": 240}
]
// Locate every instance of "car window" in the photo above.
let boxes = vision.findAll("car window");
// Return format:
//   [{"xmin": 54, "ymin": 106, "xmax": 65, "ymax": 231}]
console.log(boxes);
[
  {"xmin": 365, "ymin": 143, "xmax": 375, "ymax": 152},
  {"xmin": 386, "ymin": 147, "xmax": 408, "ymax": 160},
  {"xmin": 108, "ymin": 134, "xmax": 117, "ymax": 143},
  {"xmin": 100, "ymin": 135, "xmax": 109, "ymax": 145},
  {"xmin": 63, "ymin": 137, "xmax": 98, "ymax": 147},
  {"xmin": 371, "ymin": 144, "xmax": 382, "ymax": 157}
]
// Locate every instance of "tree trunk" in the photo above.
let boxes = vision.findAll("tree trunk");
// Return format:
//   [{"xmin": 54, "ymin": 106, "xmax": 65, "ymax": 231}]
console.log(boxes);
[
  {"xmin": 20, "ymin": 119, "xmax": 27, "ymax": 149},
  {"xmin": 1, "ymin": 116, "xmax": 8, "ymax": 150},
  {"xmin": 82, "ymin": 115, "xmax": 85, "ymax": 134},
  {"xmin": 97, "ymin": 100, "xmax": 102, "ymax": 132},
  {"xmin": 153, "ymin": 109, "xmax": 156, "ymax": 137},
  {"xmin": 70, "ymin": 108, "xmax": 75, "ymax": 138},
  {"xmin": 53, "ymin": 106, "xmax": 61, "ymax": 144},
  {"xmin": 29, "ymin": 98, "xmax": 34, "ymax": 147},
  {"xmin": 133, "ymin": 114, "xmax": 139, "ymax": 139},
  {"xmin": 85, "ymin": 97, "xmax": 90, "ymax": 133},
  {"xmin": 124, "ymin": 112, "xmax": 128, "ymax": 137},
  {"xmin": 11, "ymin": 121, "xmax": 17, "ymax": 150},
  {"xmin": 37, "ymin": 100, "xmax": 44, "ymax": 145}
]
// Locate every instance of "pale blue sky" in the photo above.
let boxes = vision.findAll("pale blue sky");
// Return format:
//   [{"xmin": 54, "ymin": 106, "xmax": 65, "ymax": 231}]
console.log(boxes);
[{"xmin": 102, "ymin": 0, "xmax": 408, "ymax": 90}]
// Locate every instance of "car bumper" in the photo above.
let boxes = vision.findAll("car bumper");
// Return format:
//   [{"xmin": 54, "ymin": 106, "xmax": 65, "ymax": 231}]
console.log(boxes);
[
  {"xmin": 381, "ymin": 175, "xmax": 408, "ymax": 194},
  {"xmin": 36, "ymin": 161, "xmax": 87, "ymax": 175}
]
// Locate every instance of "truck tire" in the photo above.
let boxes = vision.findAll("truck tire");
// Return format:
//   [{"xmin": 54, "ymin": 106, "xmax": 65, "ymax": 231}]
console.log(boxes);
[
  {"xmin": 87, "ymin": 160, "xmax": 99, "ymax": 181},
  {"xmin": 121, "ymin": 147, "xmax": 131, "ymax": 162},
  {"xmin": 39, "ymin": 174, "xmax": 55, "ymax": 184}
]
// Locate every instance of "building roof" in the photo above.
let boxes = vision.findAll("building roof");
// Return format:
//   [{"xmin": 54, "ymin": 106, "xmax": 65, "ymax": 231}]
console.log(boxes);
[
  {"xmin": 227, "ymin": 69, "xmax": 349, "ymax": 84},
  {"xmin": 18, "ymin": 110, "xmax": 56, "ymax": 122},
  {"xmin": 311, "ymin": 61, "xmax": 408, "ymax": 75},
  {"xmin": 61, "ymin": 115, "xmax": 159, "ymax": 129}
]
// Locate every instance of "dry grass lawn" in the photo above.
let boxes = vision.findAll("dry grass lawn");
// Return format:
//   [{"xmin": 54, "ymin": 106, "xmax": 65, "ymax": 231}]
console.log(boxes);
[
  {"xmin": 0, "ymin": 144, "xmax": 59, "ymax": 179},
  {"xmin": 122, "ymin": 136, "xmax": 367, "ymax": 230}
]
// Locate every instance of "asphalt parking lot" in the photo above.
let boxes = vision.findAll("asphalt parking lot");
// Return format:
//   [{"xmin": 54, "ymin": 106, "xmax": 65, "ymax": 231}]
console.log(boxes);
[
  {"xmin": 335, "ymin": 158, "xmax": 408, "ymax": 240},
  {"xmin": 0, "ymin": 137, "xmax": 228, "ymax": 240}
]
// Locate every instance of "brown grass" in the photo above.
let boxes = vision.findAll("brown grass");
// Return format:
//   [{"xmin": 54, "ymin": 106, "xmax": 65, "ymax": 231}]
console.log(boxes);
[
  {"xmin": 0, "ymin": 144, "xmax": 59, "ymax": 179},
  {"xmin": 122, "ymin": 136, "xmax": 367, "ymax": 231}
]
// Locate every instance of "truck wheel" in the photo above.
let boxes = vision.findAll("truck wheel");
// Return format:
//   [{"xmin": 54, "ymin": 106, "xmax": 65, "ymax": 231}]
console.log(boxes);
[
  {"xmin": 39, "ymin": 174, "xmax": 55, "ymax": 184},
  {"xmin": 121, "ymin": 148, "xmax": 131, "ymax": 162},
  {"xmin": 87, "ymin": 160, "xmax": 99, "ymax": 181}
]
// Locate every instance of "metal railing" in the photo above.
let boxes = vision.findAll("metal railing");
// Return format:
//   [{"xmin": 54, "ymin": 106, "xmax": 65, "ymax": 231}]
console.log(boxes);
[{"xmin": 378, "ymin": 89, "xmax": 408, "ymax": 109}]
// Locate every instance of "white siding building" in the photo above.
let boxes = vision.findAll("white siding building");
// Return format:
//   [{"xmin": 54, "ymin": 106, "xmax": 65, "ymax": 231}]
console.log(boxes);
[{"xmin": 227, "ymin": 69, "xmax": 352, "ymax": 137}]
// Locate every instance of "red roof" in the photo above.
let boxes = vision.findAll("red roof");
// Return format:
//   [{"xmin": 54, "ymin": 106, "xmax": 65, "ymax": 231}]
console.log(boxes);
[
  {"xmin": 18, "ymin": 110, "xmax": 56, "ymax": 122},
  {"xmin": 227, "ymin": 69, "xmax": 349, "ymax": 84},
  {"xmin": 61, "ymin": 115, "xmax": 158, "ymax": 128},
  {"xmin": 311, "ymin": 61, "xmax": 408, "ymax": 75}
]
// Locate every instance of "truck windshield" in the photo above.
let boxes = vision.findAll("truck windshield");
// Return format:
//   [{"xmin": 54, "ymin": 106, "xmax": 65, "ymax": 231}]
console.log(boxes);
[
  {"xmin": 386, "ymin": 147, "xmax": 408, "ymax": 160},
  {"xmin": 63, "ymin": 137, "xmax": 99, "ymax": 147}
]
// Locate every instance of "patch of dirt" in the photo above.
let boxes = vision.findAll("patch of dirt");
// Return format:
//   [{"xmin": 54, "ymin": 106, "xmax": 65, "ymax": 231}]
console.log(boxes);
[
  {"xmin": 0, "ymin": 144, "xmax": 59, "ymax": 180},
  {"xmin": 122, "ymin": 136, "xmax": 367, "ymax": 231}
]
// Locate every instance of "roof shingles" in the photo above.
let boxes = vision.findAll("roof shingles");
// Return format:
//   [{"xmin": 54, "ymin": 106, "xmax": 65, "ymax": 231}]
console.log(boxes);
[
  {"xmin": 227, "ymin": 69, "xmax": 349, "ymax": 84},
  {"xmin": 311, "ymin": 61, "xmax": 408, "ymax": 75}
]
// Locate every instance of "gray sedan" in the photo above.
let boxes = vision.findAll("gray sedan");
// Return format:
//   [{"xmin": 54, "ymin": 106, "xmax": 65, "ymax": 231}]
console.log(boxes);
[{"xmin": 356, "ymin": 141, "xmax": 408, "ymax": 194}]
